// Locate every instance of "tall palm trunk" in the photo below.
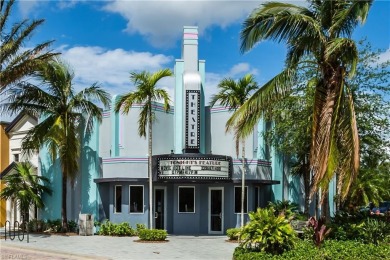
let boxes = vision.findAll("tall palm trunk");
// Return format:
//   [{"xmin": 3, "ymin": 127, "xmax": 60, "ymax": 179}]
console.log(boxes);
[
  {"xmin": 303, "ymin": 157, "xmax": 310, "ymax": 216},
  {"xmin": 148, "ymin": 100, "xmax": 153, "ymax": 229},
  {"xmin": 61, "ymin": 173, "xmax": 68, "ymax": 232},
  {"xmin": 321, "ymin": 190, "xmax": 330, "ymax": 222},
  {"xmin": 241, "ymin": 139, "xmax": 246, "ymax": 227}
]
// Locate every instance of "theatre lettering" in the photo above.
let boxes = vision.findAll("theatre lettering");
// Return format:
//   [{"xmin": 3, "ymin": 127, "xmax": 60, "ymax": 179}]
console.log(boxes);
[{"xmin": 158, "ymin": 159, "xmax": 230, "ymax": 179}]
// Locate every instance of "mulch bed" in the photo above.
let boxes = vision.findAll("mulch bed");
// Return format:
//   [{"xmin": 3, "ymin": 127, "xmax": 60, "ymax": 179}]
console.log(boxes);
[
  {"xmin": 225, "ymin": 239, "xmax": 239, "ymax": 243},
  {"xmin": 133, "ymin": 239, "xmax": 169, "ymax": 243}
]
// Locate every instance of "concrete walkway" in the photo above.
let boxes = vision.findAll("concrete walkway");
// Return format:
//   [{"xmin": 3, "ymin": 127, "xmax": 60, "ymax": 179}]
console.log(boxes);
[{"xmin": 0, "ymin": 233, "xmax": 237, "ymax": 260}]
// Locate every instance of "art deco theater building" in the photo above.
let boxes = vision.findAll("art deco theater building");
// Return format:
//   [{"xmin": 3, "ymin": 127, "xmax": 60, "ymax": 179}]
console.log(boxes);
[{"xmin": 40, "ymin": 26, "xmax": 302, "ymax": 235}]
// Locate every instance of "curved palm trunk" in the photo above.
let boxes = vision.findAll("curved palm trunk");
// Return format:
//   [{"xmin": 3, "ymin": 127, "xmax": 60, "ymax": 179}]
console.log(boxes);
[
  {"xmin": 241, "ymin": 139, "xmax": 246, "ymax": 227},
  {"xmin": 148, "ymin": 102, "xmax": 153, "ymax": 229}
]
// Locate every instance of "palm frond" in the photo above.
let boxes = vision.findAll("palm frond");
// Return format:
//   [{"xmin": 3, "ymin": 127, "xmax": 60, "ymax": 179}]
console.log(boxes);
[
  {"xmin": 149, "ymin": 69, "xmax": 173, "ymax": 87},
  {"xmin": 241, "ymin": 2, "xmax": 321, "ymax": 53},
  {"xmin": 325, "ymin": 38, "xmax": 358, "ymax": 78},
  {"xmin": 226, "ymin": 68, "xmax": 295, "ymax": 138},
  {"xmin": 330, "ymin": 0, "xmax": 373, "ymax": 37}
]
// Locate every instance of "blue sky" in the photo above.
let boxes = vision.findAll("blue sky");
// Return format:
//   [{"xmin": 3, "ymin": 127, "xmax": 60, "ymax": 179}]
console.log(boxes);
[{"xmin": 8, "ymin": 0, "xmax": 390, "ymax": 106}]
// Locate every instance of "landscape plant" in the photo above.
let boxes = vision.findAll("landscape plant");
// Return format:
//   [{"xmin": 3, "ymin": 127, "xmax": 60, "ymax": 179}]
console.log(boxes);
[
  {"xmin": 226, "ymin": 227, "xmax": 241, "ymax": 241},
  {"xmin": 138, "ymin": 229, "xmax": 168, "ymax": 241},
  {"xmin": 233, "ymin": 240, "xmax": 390, "ymax": 260},
  {"xmin": 98, "ymin": 220, "xmax": 136, "ymax": 236},
  {"xmin": 267, "ymin": 200, "xmax": 298, "ymax": 219},
  {"xmin": 239, "ymin": 207, "xmax": 297, "ymax": 254},
  {"xmin": 0, "ymin": 162, "xmax": 52, "ymax": 223},
  {"xmin": 136, "ymin": 223, "xmax": 146, "ymax": 235},
  {"xmin": 307, "ymin": 217, "xmax": 332, "ymax": 248}
]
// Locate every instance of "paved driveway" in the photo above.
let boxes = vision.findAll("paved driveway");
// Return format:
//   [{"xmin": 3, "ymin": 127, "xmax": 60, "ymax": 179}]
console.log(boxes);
[{"xmin": 0, "ymin": 234, "xmax": 237, "ymax": 260}]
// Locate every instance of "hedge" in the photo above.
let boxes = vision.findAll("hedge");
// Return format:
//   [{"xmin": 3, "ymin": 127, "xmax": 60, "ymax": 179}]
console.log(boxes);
[
  {"xmin": 138, "ymin": 229, "xmax": 168, "ymax": 241},
  {"xmin": 233, "ymin": 240, "xmax": 390, "ymax": 260}
]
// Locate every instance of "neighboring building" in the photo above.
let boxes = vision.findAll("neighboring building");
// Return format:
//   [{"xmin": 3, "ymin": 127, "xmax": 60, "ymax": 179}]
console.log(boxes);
[
  {"xmin": 40, "ymin": 26, "xmax": 304, "ymax": 234},
  {"xmin": 0, "ymin": 113, "xmax": 38, "ymax": 225},
  {"xmin": 0, "ymin": 121, "xmax": 10, "ymax": 227}
]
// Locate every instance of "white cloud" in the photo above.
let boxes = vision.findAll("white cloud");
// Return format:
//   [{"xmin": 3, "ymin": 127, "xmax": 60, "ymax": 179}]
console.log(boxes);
[
  {"xmin": 378, "ymin": 47, "xmax": 390, "ymax": 64},
  {"xmin": 54, "ymin": 46, "xmax": 259, "ymax": 105},
  {"xmin": 229, "ymin": 62, "xmax": 258, "ymax": 77},
  {"xmin": 103, "ymin": 0, "xmax": 262, "ymax": 47},
  {"xmin": 204, "ymin": 62, "xmax": 260, "ymax": 104},
  {"xmin": 17, "ymin": 0, "xmax": 42, "ymax": 17},
  {"xmin": 58, "ymin": 45, "xmax": 173, "ymax": 94}
]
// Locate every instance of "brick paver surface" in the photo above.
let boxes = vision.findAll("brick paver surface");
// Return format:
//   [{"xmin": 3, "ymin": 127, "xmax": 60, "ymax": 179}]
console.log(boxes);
[{"xmin": 0, "ymin": 234, "xmax": 237, "ymax": 260}]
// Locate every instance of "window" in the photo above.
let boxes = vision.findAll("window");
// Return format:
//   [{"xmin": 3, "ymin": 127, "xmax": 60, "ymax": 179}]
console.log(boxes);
[
  {"xmin": 234, "ymin": 186, "xmax": 248, "ymax": 213},
  {"xmin": 114, "ymin": 185, "xmax": 122, "ymax": 213},
  {"xmin": 178, "ymin": 187, "xmax": 195, "ymax": 213},
  {"xmin": 13, "ymin": 154, "xmax": 19, "ymax": 162},
  {"xmin": 129, "ymin": 185, "xmax": 144, "ymax": 213}
]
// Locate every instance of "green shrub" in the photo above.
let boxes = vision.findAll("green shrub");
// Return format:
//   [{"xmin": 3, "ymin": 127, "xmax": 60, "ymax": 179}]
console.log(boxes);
[
  {"xmin": 233, "ymin": 240, "xmax": 390, "ymax": 260},
  {"xmin": 46, "ymin": 219, "xmax": 62, "ymax": 232},
  {"xmin": 267, "ymin": 200, "xmax": 298, "ymax": 219},
  {"xmin": 98, "ymin": 220, "xmax": 136, "ymax": 236},
  {"xmin": 67, "ymin": 220, "xmax": 78, "ymax": 233},
  {"xmin": 239, "ymin": 207, "xmax": 297, "ymax": 254},
  {"xmin": 27, "ymin": 219, "xmax": 46, "ymax": 232},
  {"xmin": 114, "ymin": 222, "xmax": 136, "ymax": 236},
  {"xmin": 359, "ymin": 218, "xmax": 390, "ymax": 245},
  {"xmin": 329, "ymin": 212, "xmax": 390, "ymax": 244},
  {"xmin": 138, "ymin": 229, "xmax": 167, "ymax": 241},
  {"xmin": 136, "ymin": 223, "xmax": 146, "ymax": 235},
  {"xmin": 226, "ymin": 228, "xmax": 241, "ymax": 240}
]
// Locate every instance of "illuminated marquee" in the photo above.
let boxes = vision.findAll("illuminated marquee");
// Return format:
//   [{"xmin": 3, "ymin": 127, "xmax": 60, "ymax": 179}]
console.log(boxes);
[
  {"xmin": 185, "ymin": 90, "xmax": 200, "ymax": 150},
  {"xmin": 157, "ymin": 158, "xmax": 231, "ymax": 179}
]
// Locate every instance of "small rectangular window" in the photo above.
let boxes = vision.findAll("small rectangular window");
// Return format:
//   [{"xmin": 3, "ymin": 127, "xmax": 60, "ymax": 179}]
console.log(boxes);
[
  {"xmin": 129, "ymin": 185, "xmax": 144, "ymax": 213},
  {"xmin": 234, "ymin": 186, "xmax": 248, "ymax": 213},
  {"xmin": 14, "ymin": 154, "xmax": 19, "ymax": 162},
  {"xmin": 178, "ymin": 187, "xmax": 195, "ymax": 213},
  {"xmin": 114, "ymin": 185, "xmax": 122, "ymax": 213}
]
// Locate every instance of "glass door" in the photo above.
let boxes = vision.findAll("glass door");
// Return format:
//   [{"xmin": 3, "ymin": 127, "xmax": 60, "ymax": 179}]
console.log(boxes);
[
  {"xmin": 154, "ymin": 188, "xmax": 165, "ymax": 229},
  {"xmin": 209, "ymin": 187, "xmax": 224, "ymax": 234}
]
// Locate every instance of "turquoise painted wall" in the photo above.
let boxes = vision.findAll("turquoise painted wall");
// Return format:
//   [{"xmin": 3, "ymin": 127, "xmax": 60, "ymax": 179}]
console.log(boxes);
[
  {"xmin": 271, "ymin": 123, "xmax": 283, "ymax": 202},
  {"xmin": 111, "ymin": 95, "xmax": 120, "ymax": 157},
  {"xmin": 174, "ymin": 61, "xmax": 184, "ymax": 154},
  {"xmin": 257, "ymin": 117, "xmax": 265, "ymax": 160},
  {"xmin": 40, "ymin": 116, "xmax": 101, "ymax": 221},
  {"xmin": 40, "ymin": 148, "xmax": 61, "ymax": 220},
  {"xmin": 80, "ymin": 118, "xmax": 100, "ymax": 219},
  {"xmin": 199, "ymin": 60, "xmax": 206, "ymax": 154}
]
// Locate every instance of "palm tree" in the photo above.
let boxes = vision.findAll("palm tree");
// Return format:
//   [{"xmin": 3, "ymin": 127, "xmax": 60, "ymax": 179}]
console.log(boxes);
[
  {"xmin": 210, "ymin": 74, "xmax": 257, "ymax": 227},
  {"xmin": 228, "ymin": 0, "xmax": 372, "ymax": 217},
  {"xmin": 1, "ymin": 58, "xmax": 110, "ymax": 232},
  {"xmin": 0, "ymin": 162, "xmax": 52, "ymax": 223},
  {"xmin": 114, "ymin": 69, "xmax": 172, "ymax": 229},
  {"xmin": 0, "ymin": 0, "xmax": 57, "ymax": 90}
]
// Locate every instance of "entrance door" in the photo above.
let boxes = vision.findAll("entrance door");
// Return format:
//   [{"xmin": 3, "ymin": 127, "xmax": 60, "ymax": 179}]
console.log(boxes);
[
  {"xmin": 154, "ymin": 188, "xmax": 166, "ymax": 229},
  {"xmin": 209, "ymin": 187, "xmax": 224, "ymax": 234}
]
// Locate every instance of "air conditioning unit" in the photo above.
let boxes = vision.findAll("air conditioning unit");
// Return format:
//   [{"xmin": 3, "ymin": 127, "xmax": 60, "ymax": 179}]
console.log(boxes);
[{"xmin": 78, "ymin": 214, "xmax": 94, "ymax": 236}]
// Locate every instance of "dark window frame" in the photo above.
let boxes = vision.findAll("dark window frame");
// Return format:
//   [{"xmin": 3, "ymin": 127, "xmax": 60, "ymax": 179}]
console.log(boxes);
[
  {"xmin": 129, "ymin": 185, "xmax": 144, "ymax": 214},
  {"xmin": 178, "ymin": 186, "xmax": 195, "ymax": 213},
  {"xmin": 114, "ymin": 185, "xmax": 122, "ymax": 213},
  {"xmin": 234, "ymin": 186, "xmax": 248, "ymax": 214}
]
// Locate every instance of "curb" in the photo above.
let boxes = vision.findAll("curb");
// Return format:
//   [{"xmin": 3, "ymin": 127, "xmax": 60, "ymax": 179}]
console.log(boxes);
[{"xmin": 0, "ymin": 242, "xmax": 110, "ymax": 260}]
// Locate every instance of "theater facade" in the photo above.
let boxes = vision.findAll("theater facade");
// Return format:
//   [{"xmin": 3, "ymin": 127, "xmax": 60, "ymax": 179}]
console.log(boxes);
[{"xmin": 40, "ymin": 26, "xmax": 304, "ymax": 235}]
